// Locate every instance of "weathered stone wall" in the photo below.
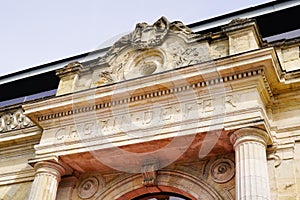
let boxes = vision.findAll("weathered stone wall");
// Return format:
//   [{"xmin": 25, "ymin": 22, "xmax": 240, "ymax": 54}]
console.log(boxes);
[
  {"xmin": 267, "ymin": 91, "xmax": 300, "ymax": 199},
  {"xmin": 276, "ymin": 43, "xmax": 300, "ymax": 72},
  {"xmin": 0, "ymin": 182, "xmax": 32, "ymax": 200},
  {"xmin": 268, "ymin": 141, "xmax": 300, "ymax": 200},
  {"xmin": 0, "ymin": 108, "xmax": 40, "ymax": 200}
]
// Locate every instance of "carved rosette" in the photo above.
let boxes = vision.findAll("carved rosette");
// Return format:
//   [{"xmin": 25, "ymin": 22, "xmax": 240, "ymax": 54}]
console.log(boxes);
[
  {"xmin": 124, "ymin": 49, "xmax": 165, "ymax": 80},
  {"xmin": 77, "ymin": 176, "xmax": 99, "ymax": 199},
  {"xmin": 210, "ymin": 158, "xmax": 235, "ymax": 183},
  {"xmin": 0, "ymin": 109, "xmax": 33, "ymax": 133}
]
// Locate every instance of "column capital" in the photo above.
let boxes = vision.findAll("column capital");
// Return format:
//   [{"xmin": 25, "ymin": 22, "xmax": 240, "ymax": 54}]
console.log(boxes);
[
  {"xmin": 34, "ymin": 161, "xmax": 66, "ymax": 182},
  {"xmin": 230, "ymin": 127, "xmax": 271, "ymax": 149}
]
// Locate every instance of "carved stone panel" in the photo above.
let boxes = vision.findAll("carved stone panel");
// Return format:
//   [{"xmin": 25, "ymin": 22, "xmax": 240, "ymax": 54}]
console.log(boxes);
[{"xmin": 0, "ymin": 109, "xmax": 33, "ymax": 133}]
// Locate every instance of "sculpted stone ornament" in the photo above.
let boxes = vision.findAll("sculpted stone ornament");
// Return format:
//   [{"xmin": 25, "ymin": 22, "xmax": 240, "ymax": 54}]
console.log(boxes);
[
  {"xmin": 0, "ymin": 109, "xmax": 33, "ymax": 133},
  {"xmin": 92, "ymin": 17, "xmax": 209, "ymax": 86},
  {"xmin": 141, "ymin": 161, "xmax": 159, "ymax": 187},
  {"xmin": 96, "ymin": 17, "xmax": 170, "ymax": 67},
  {"xmin": 210, "ymin": 158, "xmax": 235, "ymax": 183},
  {"xmin": 77, "ymin": 176, "xmax": 99, "ymax": 199},
  {"xmin": 226, "ymin": 18, "xmax": 252, "ymax": 27},
  {"xmin": 94, "ymin": 71, "xmax": 114, "ymax": 86},
  {"xmin": 127, "ymin": 16, "xmax": 169, "ymax": 49}
]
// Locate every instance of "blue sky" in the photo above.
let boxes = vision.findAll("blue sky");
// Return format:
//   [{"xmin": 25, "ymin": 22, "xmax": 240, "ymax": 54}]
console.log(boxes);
[{"xmin": 0, "ymin": 0, "xmax": 272, "ymax": 76}]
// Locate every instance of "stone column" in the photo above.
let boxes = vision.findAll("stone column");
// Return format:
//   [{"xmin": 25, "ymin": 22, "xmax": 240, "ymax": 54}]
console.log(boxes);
[
  {"xmin": 28, "ymin": 161, "xmax": 65, "ymax": 200},
  {"xmin": 230, "ymin": 128, "xmax": 271, "ymax": 200}
]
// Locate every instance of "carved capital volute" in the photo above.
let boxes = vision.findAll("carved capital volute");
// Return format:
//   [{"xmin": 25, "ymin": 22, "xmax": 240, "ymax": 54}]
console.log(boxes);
[
  {"xmin": 34, "ymin": 161, "xmax": 66, "ymax": 182},
  {"xmin": 230, "ymin": 127, "xmax": 270, "ymax": 149}
]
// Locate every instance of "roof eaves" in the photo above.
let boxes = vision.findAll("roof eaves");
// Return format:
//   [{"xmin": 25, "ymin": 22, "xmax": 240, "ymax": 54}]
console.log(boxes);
[{"xmin": 188, "ymin": 0, "xmax": 300, "ymax": 33}]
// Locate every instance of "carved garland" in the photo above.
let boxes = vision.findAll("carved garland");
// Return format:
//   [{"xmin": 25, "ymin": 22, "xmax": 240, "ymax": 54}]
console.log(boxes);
[{"xmin": 37, "ymin": 68, "xmax": 267, "ymax": 122}]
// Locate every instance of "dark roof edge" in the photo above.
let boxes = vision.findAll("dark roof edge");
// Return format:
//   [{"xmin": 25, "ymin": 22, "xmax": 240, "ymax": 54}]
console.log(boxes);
[
  {"xmin": 188, "ymin": 0, "xmax": 300, "ymax": 32},
  {"xmin": 0, "ymin": 47, "xmax": 109, "ymax": 85}
]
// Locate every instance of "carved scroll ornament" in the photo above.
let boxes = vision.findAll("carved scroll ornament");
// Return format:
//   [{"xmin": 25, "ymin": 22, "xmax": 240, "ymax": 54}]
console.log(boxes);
[{"xmin": 0, "ymin": 109, "xmax": 33, "ymax": 133}]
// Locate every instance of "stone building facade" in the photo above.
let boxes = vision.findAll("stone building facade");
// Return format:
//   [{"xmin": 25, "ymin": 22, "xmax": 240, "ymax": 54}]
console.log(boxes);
[{"xmin": 1, "ymin": 1, "xmax": 300, "ymax": 200}]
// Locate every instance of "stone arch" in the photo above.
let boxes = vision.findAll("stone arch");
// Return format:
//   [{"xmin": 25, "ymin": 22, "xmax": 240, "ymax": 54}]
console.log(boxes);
[{"xmin": 96, "ymin": 170, "xmax": 222, "ymax": 200}]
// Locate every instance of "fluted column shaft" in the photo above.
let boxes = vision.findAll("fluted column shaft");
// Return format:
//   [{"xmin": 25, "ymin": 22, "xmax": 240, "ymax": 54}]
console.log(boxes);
[
  {"xmin": 28, "ymin": 161, "xmax": 65, "ymax": 200},
  {"xmin": 230, "ymin": 128, "xmax": 271, "ymax": 200}
]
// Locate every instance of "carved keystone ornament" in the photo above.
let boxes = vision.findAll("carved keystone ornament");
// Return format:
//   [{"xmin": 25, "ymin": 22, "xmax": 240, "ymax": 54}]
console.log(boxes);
[{"xmin": 141, "ymin": 161, "xmax": 159, "ymax": 187}]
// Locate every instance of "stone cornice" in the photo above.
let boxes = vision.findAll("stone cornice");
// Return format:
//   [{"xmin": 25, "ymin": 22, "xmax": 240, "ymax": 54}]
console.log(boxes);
[
  {"xmin": 37, "ymin": 69, "xmax": 264, "ymax": 123},
  {"xmin": 24, "ymin": 48, "xmax": 278, "ymax": 123}
]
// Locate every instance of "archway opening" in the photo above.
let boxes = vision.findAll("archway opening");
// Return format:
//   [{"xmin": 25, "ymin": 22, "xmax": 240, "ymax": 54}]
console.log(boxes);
[
  {"xmin": 132, "ymin": 192, "xmax": 191, "ymax": 200},
  {"xmin": 116, "ymin": 185, "xmax": 197, "ymax": 200},
  {"xmin": 101, "ymin": 170, "xmax": 222, "ymax": 200}
]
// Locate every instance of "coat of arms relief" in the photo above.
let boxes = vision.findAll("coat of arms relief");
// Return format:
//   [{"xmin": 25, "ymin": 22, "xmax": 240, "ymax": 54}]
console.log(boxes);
[{"xmin": 91, "ymin": 16, "xmax": 211, "ymax": 87}]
